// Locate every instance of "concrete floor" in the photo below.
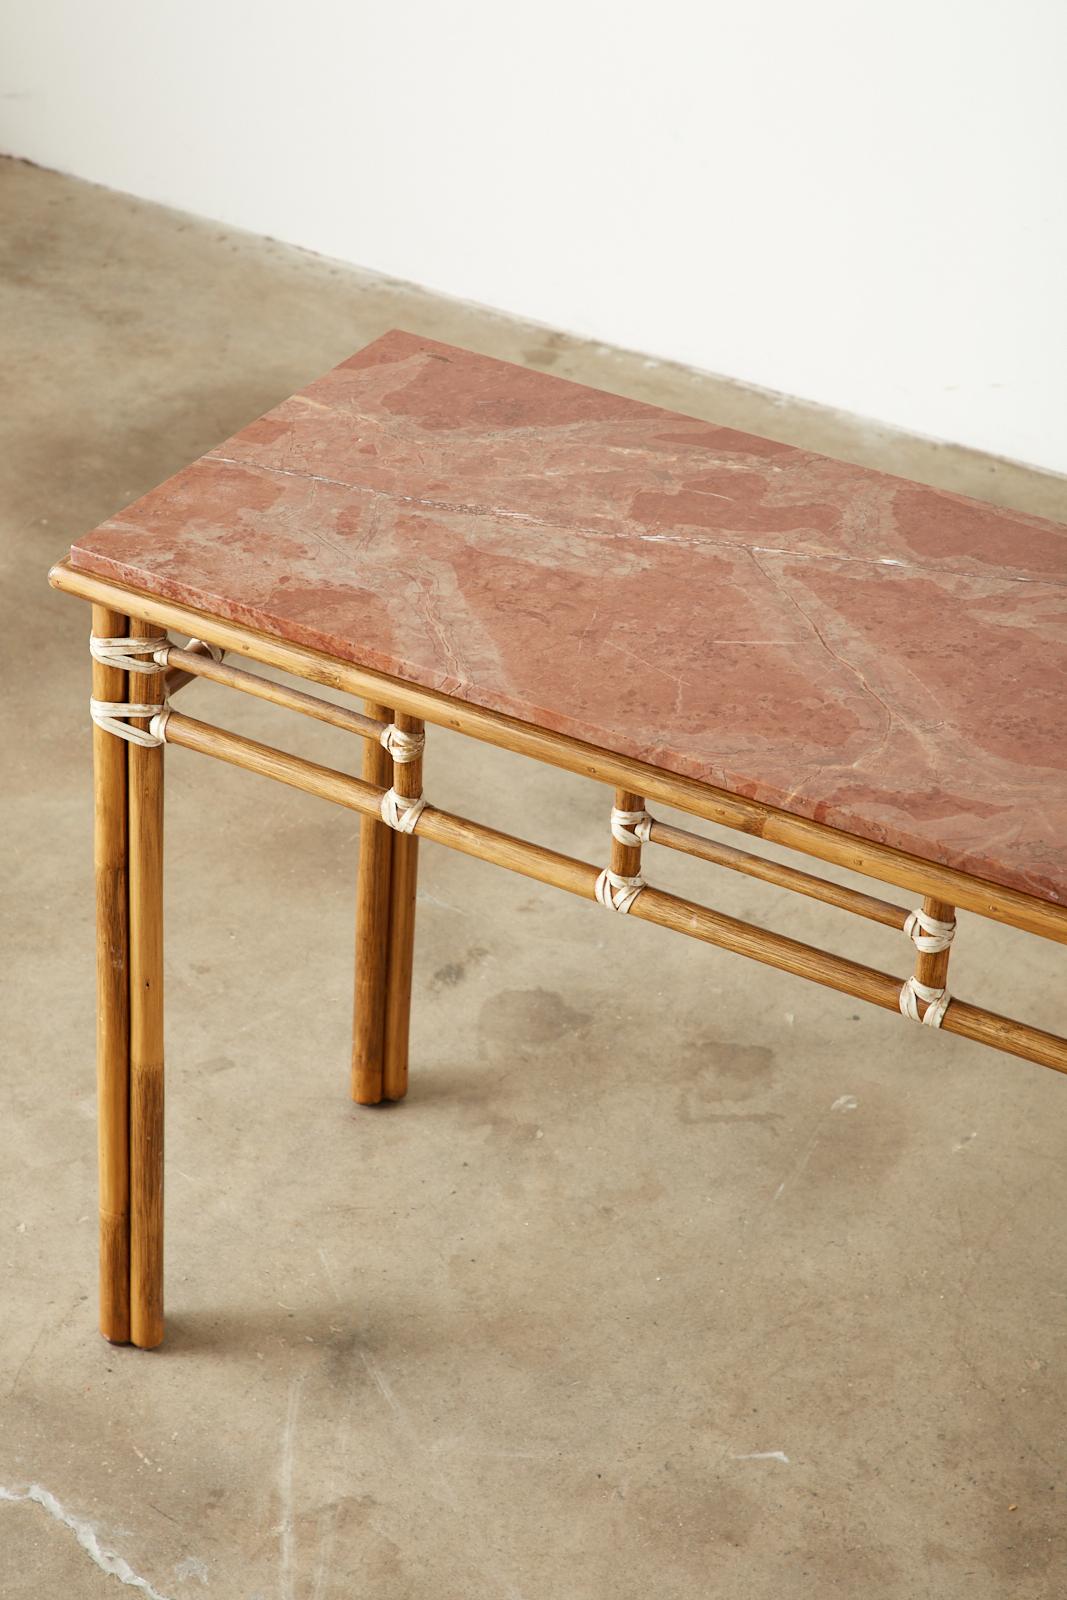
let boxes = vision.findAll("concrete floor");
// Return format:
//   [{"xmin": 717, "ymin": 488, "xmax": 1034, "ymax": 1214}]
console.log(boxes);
[{"xmin": 2, "ymin": 156, "xmax": 1066, "ymax": 1599}]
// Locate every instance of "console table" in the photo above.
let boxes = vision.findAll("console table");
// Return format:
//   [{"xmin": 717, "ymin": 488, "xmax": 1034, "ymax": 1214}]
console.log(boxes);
[{"xmin": 49, "ymin": 330, "xmax": 1067, "ymax": 1348}]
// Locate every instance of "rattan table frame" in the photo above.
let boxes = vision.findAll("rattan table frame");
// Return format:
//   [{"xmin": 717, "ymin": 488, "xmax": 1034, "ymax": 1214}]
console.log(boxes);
[{"xmin": 49, "ymin": 559, "xmax": 1067, "ymax": 1348}]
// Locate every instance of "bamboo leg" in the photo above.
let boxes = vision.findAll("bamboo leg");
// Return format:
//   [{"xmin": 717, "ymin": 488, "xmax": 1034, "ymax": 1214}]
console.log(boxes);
[
  {"xmin": 128, "ymin": 617, "xmax": 165, "ymax": 1348},
  {"xmin": 611, "ymin": 788, "xmax": 646, "ymax": 883},
  {"xmin": 352, "ymin": 703, "xmax": 395, "ymax": 1104},
  {"xmin": 92, "ymin": 604, "xmax": 131, "ymax": 1343},
  {"xmin": 913, "ymin": 894, "xmax": 956, "ymax": 1018},
  {"xmin": 382, "ymin": 713, "xmax": 424, "ymax": 1101}
]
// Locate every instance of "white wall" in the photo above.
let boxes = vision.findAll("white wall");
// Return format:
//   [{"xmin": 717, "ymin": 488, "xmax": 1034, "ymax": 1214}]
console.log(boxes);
[{"xmin": 4, "ymin": 1, "xmax": 1066, "ymax": 474}]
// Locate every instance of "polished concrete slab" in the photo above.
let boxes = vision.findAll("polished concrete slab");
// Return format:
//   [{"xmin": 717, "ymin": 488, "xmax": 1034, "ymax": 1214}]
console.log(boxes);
[{"xmin": 2, "ymin": 156, "xmax": 1066, "ymax": 1599}]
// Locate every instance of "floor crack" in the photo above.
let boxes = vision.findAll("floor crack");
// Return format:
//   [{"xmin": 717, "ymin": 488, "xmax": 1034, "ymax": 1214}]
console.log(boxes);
[{"xmin": 0, "ymin": 1483, "xmax": 175, "ymax": 1599}]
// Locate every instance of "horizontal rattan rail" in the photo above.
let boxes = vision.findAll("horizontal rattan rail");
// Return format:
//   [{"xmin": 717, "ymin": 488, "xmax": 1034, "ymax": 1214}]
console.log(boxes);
[
  {"xmin": 646, "ymin": 819, "xmax": 911, "ymax": 929},
  {"xmin": 50, "ymin": 562, "xmax": 1067, "ymax": 946},
  {"xmin": 163, "ymin": 640, "xmax": 917, "ymax": 934},
  {"xmin": 164, "ymin": 644, "xmax": 918, "ymax": 934},
  {"xmin": 161, "ymin": 643, "xmax": 388, "ymax": 739},
  {"xmin": 150, "ymin": 705, "xmax": 1066, "ymax": 1075}
]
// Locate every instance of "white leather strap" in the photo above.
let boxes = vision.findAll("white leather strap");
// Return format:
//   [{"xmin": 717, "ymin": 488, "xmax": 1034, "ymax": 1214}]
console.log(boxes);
[
  {"xmin": 903, "ymin": 907, "xmax": 956, "ymax": 954},
  {"xmin": 89, "ymin": 699, "xmax": 168, "ymax": 748},
  {"xmin": 595, "ymin": 868, "xmax": 645, "ymax": 913},
  {"xmin": 379, "ymin": 724, "xmax": 425, "ymax": 764},
  {"xmin": 610, "ymin": 807, "xmax": 652, "ymax": 846},
  {"xmin": 899, "ymin": 976, "xmax": 951, "ymax": 1027},
  {"xmin": 380, "ymin": 789, "xmax": 426, "ymax": 833},
  {"xmin": 89, "ymin": 634, "xmax": 168, "ymax": 674}
]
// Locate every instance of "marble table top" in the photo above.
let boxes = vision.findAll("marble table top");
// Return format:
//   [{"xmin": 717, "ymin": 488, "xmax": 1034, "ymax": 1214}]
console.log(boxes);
[{"xmin": 70, "ymin": 331, "xmax": 1067, "ymax": 905}]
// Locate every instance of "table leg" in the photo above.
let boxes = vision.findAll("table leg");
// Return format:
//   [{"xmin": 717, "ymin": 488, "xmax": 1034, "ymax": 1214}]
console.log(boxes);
[
  {"xmin": 611, "ymin": 787, "xmax": 646, "ymax": 883},
  {"xmin": 92, "ymin": 604, "xmax": 131, "ymax": 1343},
  {"xmin": 383, "ymin": 713, "xmax": 423, "ymax": 1101},
  {"xmin": 915, "ymin": 894, "xmax": 955, "ymax": 1009},
  {"xmin": 128, "ymin": 617, "xmax": 165, "ymax": 1347},
  {"xmin": 352, "ymin": 702, "xmax": 395, "ymax": 1104}
]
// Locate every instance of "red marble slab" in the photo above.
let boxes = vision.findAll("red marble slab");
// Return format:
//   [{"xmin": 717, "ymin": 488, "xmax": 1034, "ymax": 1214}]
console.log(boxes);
[{"xmin": 69, "ymin": 331, "xmax": 1067, "ymax": 905}]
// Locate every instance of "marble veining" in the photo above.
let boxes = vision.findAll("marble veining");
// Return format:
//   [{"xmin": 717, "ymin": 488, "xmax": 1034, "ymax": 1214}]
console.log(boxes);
[{"xmin": 69, "ymin": 331, "xmax": 1067, "ymax": 904}]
